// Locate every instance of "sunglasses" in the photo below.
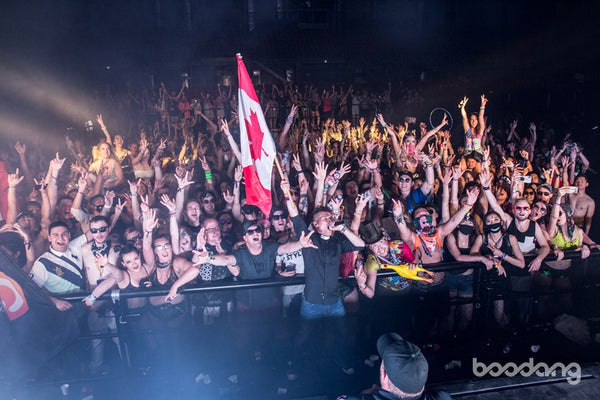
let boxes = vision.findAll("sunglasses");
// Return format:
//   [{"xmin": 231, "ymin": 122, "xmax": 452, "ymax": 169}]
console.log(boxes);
[
  {"xmin": 537, "ymin": 191, "xmax": 552, "ymax": 196},
  {"xmin": 398, "ymin": 178, "xmax": 412, "ymax": 183},
  {"xmin": 271, "ymin": 214, "xmax": 286, "ymax": 221},
  {"xmin": 180, "ymin": 231, "xmax": 188, "ymax": 237},
  {"xmin": 203, "ymin": 198, "xmax": 215, "ymax": 204},
  {"xmin": 245, "ymin": 227, "xmax": 263, "ymax": 235},
  {"xmin": 220, "ymin": 219, "xmax": 232, "ymax": 225},
  {"xmin": 154, "ymin": 243, "xmax": 172, "ymax": 251},
  {"xmin": 524, "ymin": 191, "xmax": 535, "ymax": 195},
  {"xmin": 515, "ymin": 206, "xmax": 530, "ymax": 211},
  {"xmin": 127, "ymin": 234, "xmax": 142, "ymax": 243},
  {"xmin": 90, "ymin": 226, "xmax": 108, "ymax": 234},
  {"xmin": 205, "ymin": 227, "xmax": 220, "ymax": 233},
  {"xmin": 533, "ymin": 205, "xmax": 547, "ymax": 213}
]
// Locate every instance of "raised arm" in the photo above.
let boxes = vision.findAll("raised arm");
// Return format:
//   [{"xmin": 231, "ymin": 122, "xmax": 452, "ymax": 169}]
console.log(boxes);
[
  {"xmin": 458, "ymin": 97, "xmax": 469, "ymax": 134},
  {"xmin": 6, "ymin": 169, "xmax": 24, "ymax": 224},
  {"xmin": 480, "ymin": 168, "xmax": 512, "ymax": 227},
  {"xmin": 278, "ymin": 104, "xmax": 298, "ymax": 150},
  {"xmin": 160, "ymin": 194, "xmax": 182, "ymax": 253},
  {"xmin": 141, "ymin": 202, "xmax": 158, "ymax": 269},
  {"xmin": 96, "ymin": 114, "xmax": 112, "ymax": 145},
  {"xmin": 221, "ymin": 119, "xmax": 242, "ymax": 164},
  {"xmin": 478, "ymin": 94, "xmax": 488, "ymax": 135},
  {"xmin": 391, "ymin": 199, "xmax": 413, "ymax": 245},
  {"xmin": 416, "ymin": 113, "xmax": 448, "ymax": 153},
  {"xmin": 438, "ymin": 186, "xmax": 479, "ymax": 238}
]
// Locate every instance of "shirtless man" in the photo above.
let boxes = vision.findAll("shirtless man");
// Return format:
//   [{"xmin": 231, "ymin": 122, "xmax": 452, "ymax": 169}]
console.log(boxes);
[
  {"xmin": 392, "ymin": 186, "xmax": 480, "ymax": 282},
  {"xmin": 80, "ymin": 215, "xmax": 123, "ymax": 375},
  {"xmin": 568, "ymin": 175, "xmax": 595, "ymax": 235}
]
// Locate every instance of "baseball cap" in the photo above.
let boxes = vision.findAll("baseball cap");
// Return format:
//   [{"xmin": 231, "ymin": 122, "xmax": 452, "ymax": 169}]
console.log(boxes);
[
  {"xmin": 377, "ymin": 332, "xmax": 428, "ymax": 394},
  {"xmin": 242, "ymin": 220, "xmax": 262, "ymax": 235}
]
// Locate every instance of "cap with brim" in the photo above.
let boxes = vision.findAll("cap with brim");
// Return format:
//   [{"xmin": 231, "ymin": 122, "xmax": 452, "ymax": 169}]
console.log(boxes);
[
  {"xmin": 241, "ymin": 204, "xmax": 261, "ymax": 215},
  {"xmin": 377, "ymin": 332, "xmax": 428, "ymax": 394},
  {"xmin": 538, "ymin": 183, "xmax": 553, "ymax": 193},
  {"xmin": 242, "ymin": 220, "xmax": 262, "ymax": 235}
]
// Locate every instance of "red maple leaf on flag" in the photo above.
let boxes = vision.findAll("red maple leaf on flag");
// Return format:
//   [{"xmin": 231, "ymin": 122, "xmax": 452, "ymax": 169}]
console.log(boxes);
[{"xmin": 244, "ymin": 110, "xmax": 269, "ymax": 161}]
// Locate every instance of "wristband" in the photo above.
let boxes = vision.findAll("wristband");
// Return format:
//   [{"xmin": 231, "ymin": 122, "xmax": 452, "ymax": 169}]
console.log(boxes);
[
  {"xmin": 482, "ymin": 186, "xmax": 490, "ymax": 191},
  {"xmin": 205, "ymin": 171, "xmax": 213, "ymax": 180},
  {"xmin": 359, "ymin": 284, "xmax": 367, "ymax": 291},
  {"xmin": 87, "ymin": 294, "xmax": 97, "ymax": 304},
  {"xmin": 339, "ymin": 225, "xmax": 348, "ymax": 234},
  {"xmin": 131, "ymin": 193, "xmax": 138, "ymax": 197},
  {"xmin": 169, "ymin": 211, "xmax": 176, "ymax": 216},
  {"xmin": 9, "ymin": 185, "xmax": 17, "ymax": 189}
]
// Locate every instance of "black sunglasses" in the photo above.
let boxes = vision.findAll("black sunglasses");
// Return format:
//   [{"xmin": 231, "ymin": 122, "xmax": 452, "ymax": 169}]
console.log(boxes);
[
  {"xmin": 220, "ymin": 219, "xmax": 232, "ymax": 224},
  {"xmin": 90, "ymin": 226, "xmax": 108, "ymax": 234},
  {"xmin": 246, "ymin": 227, "xmax": 263, "ymax": 235},
  {"xmin": 271, "ymin": 214, "xmax": 286, "ymax": 221}
]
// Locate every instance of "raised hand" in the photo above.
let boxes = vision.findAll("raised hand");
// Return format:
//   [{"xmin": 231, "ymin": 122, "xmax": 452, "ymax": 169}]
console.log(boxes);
[
  {"xmin": 458, "ymin": 96, "xmax": 468, "ymax": 109},
  {"xmin": 128, "ymin": 179, "xmax": 139, "ymax": 195},
  {"xmin": 104, "ymin": 191, "xmax": 115, "ymax": 207},
  {"xmin": 480, "ymin": 94, "xmax": 488, "ymax": 107},
  {"xmin": 440, "ymin": 167, "xmax": 453, "ymax": 186},
  {"xmin": 391, "ymin": 198, "xmax": 404, "ymax": 217},
  {"xmin": 234, "ymin": 165, "xmax": 244, "ymax": 183},
  {"xmin": 50, "ymin": 153, "xmax": 66, "ymax": 174},
  {"xmin": 175, "ymin": 170, "xmax": 195, "ymax": 190},
  {"xmin": 465, "ymin": 186, "xmax": 480, "ymax": 205},
  {"xmin": 299, "ymin": 230, "xmax": 318, "ymax": 249},
  {"xmin": 291, "ymin": 153, "xmax": 302, "ymax": 172},
  {"xmin": 312, "ymin": 162, "xmax": 328, "ymax": 182},
  {"xmin": 7, "ymin": 168, "xmax": 24, "ymax": 188},
  {"xmin": 142, "ymin": 208, "xmax": 158, "ymax": 233},
  {"xmin": 160, "ymin": 194, "xmax": 176, "ymax": 213},
  {"xmin": 14, "ymin": 142, "xmax": 26, "ymax": 156},
  {"xmin": 222, "ymin": 190, "xmax": 234, "ymax": 204}
]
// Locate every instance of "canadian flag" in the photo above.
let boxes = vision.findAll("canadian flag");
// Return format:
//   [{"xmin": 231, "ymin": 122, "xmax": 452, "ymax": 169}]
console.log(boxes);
[{"xmin": 237, "ymin": 54, "xmax": 276, "ymax": 217}]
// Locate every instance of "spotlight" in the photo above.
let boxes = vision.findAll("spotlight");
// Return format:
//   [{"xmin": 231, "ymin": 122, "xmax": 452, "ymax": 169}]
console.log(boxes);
[{"xmin": 85, "ymin": 120, "xmax": 93, "ymax": 132}]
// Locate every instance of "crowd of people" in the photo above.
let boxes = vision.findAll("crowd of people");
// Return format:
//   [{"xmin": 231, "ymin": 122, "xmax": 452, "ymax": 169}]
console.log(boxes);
[{"xmin": 0, "ymin": 76, "xmax": 598, "ymax": 384}]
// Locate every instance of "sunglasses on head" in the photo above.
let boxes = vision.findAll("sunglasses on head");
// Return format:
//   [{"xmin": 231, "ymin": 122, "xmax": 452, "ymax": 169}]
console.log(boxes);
[
  {"xmin": 90, "ymin": 226, "xmax": 108, "ymax": 234},
  {"xmin": 154, "ymin": 243, "xmax": 172, "ymax": 251},
  {"xmin": 245, "ymin": 227, "xmax": 263, "ymax": 235},
  {"xmin": 271, "ymin": 214, "xmax": 286, "ymax": 221}
]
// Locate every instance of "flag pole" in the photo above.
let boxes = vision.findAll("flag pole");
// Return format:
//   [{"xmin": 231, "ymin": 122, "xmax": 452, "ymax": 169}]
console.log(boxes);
[{"xmin": 273, "ymin": 154, "xmax": 286, "ymax": 181}]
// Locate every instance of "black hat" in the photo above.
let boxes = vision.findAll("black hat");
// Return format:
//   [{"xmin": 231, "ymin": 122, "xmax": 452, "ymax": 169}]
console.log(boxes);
[
  {"xmin": 377, "ymin": 333, "xmax": 428, "ymax": 394},
  {"xmin": 242, "ymin": 220, "xmax": 262, "ymax": 235},
  {"xmin": 360, "ymin": 222, "xmax": 384, "ymax": 245},
  {"xmin": 241, "ymin": 204, "xmax": 261, "ymax": 215},
  {"xmin": 270, "ymin": 206, "xmax": 288, "ymax": 219}
]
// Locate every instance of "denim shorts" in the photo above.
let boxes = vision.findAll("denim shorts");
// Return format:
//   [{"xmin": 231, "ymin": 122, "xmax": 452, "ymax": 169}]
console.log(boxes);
[{"xmin": 446, "ymin": 272, "xmax": 474, "ymax": 297}]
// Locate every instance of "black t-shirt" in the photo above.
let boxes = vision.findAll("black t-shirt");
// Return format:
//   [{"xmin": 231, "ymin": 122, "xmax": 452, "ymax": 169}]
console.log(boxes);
[{"xmin": 232, "ymin": 241, "xmax": 280, "ymax": 309}]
